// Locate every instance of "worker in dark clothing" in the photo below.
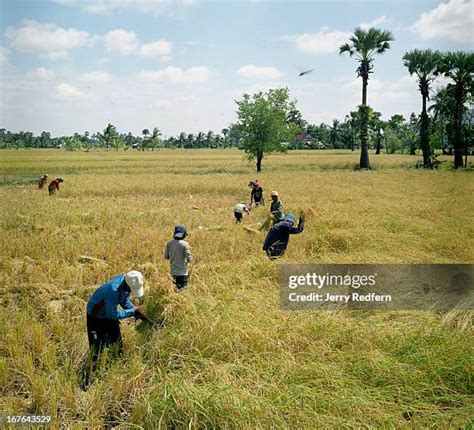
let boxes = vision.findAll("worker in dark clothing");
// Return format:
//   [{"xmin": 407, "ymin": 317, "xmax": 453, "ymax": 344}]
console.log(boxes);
[
  {"xmin": 250, "ymin": 180, "xmax": 265, "ymax": 206},
  {"xmin": 38, "ymin": 174, "xmax": 48, "ymax": 189},
  {"xmin": 263, "ymin": 213, "xmax": 304, "ymax": 258},
  {"xmin": 48, "ymin": 177, "xmax": 64, "ymax": 195},
  {"xmin": 86, "ymin": 271, "xmax": 145, "ymax": 363}
]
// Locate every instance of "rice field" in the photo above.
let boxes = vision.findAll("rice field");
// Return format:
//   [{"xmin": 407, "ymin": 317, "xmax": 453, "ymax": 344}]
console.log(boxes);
[{"xmin": 0, "ymin": 149, "xmax": 473, "ymax": 429}]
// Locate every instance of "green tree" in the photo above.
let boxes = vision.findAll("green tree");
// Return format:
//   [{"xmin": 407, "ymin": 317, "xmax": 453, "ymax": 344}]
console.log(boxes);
[
  {"xmin": 403, "ymin": 49, "xmax": 441, "ymax": 168},
  {"xmin": 100, "ymin": 123, "xmax": 118, "ymax": 149},
  {"xmin": 205, "ymin": 130, "xmax": 214, "ymax": 148},
  {"xmin": 429, "ymin": 86, "xmax": 456, "ymax": 155},
  {"xmin": 144, "ymin": 127, "xmax": 162, "ymax": 150},
  {"xmin": 221, "ymin": 128, "xmax": 229, "ymax": 148},
  {"xmin": 178, "ymin": 132, "xmax": 186, "ymax": 149},
  {"xmin": 195, "ymin": 132, "xmax": 205, "ymax": 148},
  {"xmin": 370, "ymin": 111, "xmax": 383, "ymax": 154},
  {"xmin": 111, "ymin": 136, "xmax": 125, "ymax": 151},
  {"xmin": 186, "ymin": 133, "xmax": 194, "ymax": 149},
  {"xmin": 329, "ymin": 119, "xmax": 342, "ymax": 149},
  {"xmin": 235, "ymin": 87, "xmax": 299, "ymax": 172},
  {"xmin": 340, "ymin": 27, "xmax": 394, "ymax": 168},
  {"xmin": 437, "ymin": 51, "xmax": 474, "ymax": 168}
]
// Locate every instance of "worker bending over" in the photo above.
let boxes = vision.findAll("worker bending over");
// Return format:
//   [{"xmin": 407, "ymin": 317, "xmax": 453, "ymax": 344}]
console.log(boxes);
[
  {"xmin": 48, "ymin": 177, "xmax": 64, "ymax": 195},
  {"xmin": 263, "ymin": 213, "xmax": 304, "ymax": 258},
  {"xmin": 86, "ymin": 271, "xmax": 145, "ymax": 363}
]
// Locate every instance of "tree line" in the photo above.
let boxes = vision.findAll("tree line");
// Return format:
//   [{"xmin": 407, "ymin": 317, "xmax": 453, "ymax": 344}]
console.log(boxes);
[{"xmin": 0, "ymin": 27, "xmax": 472, "ymax": 171}]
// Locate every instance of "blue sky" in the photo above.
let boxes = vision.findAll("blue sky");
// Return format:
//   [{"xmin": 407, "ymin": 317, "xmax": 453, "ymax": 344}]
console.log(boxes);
[{"xmin": 0, "ymin": 0, "xmax": 472, "ymax": 137}]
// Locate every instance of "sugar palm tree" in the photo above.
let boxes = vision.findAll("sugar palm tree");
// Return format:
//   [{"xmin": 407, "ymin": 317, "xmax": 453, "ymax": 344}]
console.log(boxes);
[
  {"xmin": 402, "ymin": 49, "xmax": 441, "ymax": 168},
  {"xmin": 340, "ymin": 27, "xmax": 394, "ymax": 168},
  {"xmin": 429, "ymin": 86, "xmax": 456, "ymax": 154},
  {"xmin": 437, "ymin": 51, "xmax": 474, "ymax": 168}
]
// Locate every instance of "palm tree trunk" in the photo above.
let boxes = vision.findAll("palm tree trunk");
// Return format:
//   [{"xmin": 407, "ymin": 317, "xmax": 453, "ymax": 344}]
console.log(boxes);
[
  {"xmin": 359, "ymin": 78, "xmax": 370, "ymax": 169},
  {"xmin": 359, "ymin": 114, "xmax": 370, "ymax": 169},
  {"xmin": 420, "ymin": 94, "xmax": 432, "ymax": 168},
  {"xmin": 362, "ymin": 76, "xmax": 368, "ymax": 106},
  {"xmin": 453, "ymin": 87, "xmax": 464, "ymax": 169}
]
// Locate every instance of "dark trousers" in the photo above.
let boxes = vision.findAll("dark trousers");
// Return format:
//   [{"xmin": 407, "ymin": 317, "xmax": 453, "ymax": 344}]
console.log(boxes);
[
  {"xmin": 234, "ymin": 211, "xmax": 243, "ymax": 223},
  {"xmin": 173, "ymin": 275, "xmax": 188, "ymax": 291},
  {"xmin": 86, "ymin": 314, "xmax": 123, "ymax": 363},
  {"xmin": 265, "ymin": 247, "xmax": 286, "ymax": 259}
]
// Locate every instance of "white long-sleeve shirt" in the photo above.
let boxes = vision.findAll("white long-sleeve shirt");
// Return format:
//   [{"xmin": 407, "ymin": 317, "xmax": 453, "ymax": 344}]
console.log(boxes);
[{"xmin": 164, "ymin": 239, "xmax": 193, "ymax": 276}]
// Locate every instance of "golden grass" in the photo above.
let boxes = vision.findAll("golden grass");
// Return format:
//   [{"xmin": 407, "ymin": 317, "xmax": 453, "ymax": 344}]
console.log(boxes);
[{"xmin": 0, "ymin": 149, "xmax": 473, "ymax": 428}]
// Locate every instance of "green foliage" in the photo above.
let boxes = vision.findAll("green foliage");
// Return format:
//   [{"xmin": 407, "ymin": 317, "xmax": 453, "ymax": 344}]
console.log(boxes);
[
  {"xmin": 358, "ymin": 105, "xmax": 373, "ymax": 145},
  {"xmin": 339, "ymin": 27, "xmax": 395, "ymax": 63},
  {"xmin": 403, "ymin": 49, "xmax": 441, "ymax": 99},
  {"xmin": 340, "ymin": 27, "xmax": 394, "ymax": 168},
  {"xmin": 385, "ymin": 128, "xmax": 403, "ymax": 154},
  {"xmin": 403, "ymin": 49, "xmax": 442, "ymax": 167},
  {"xmin": 437, "ymin": 51, "xmax": 474, "ymax": 168},
  {"xmin": 235, "ymin": 87, "xmax": 300, "ymax": 170},
  {"xmin": 111, "ymin": 136, "xmax": 125, "ymax": 151},
  {"xmin": 142, "ymin": 127, "xmax": 162, "ymax": 151},
  {"xmin": 100, "ymin": 123, "xmax": 119, "ymax": 150},
  {"xmin": 63, "ymin": 136, "xmax": 83, "ymax": 151}
]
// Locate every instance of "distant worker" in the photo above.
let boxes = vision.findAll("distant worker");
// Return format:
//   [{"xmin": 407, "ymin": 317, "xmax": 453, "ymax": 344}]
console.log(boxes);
[
  {"xmin": 86, "ymin": 271, "xmax": 145, "ymax": 363},
  {"xmin": 165, "ymin": 224, "xmax": 193, "ymax": 291},
  {"xmin": 38, "ymin": 174, "xmax": 48, "ymax": 190},
  {"xmin": 48, "ymin": 177, "xmax": 64, "ymax": 195},
  {"xmin": 250, "ymin": 180, "xmax": 265, "ymax": 206},
  {"xmin": 263, "ymin": 213, "xmax": 304, "ymax": 258},
  {"xmin": 234, "ymin": 201, "xmax": 250, "ymax": 223},
  {"xmin": 270, "ymin": 191, "xmax": 284, "ymax": 224}
]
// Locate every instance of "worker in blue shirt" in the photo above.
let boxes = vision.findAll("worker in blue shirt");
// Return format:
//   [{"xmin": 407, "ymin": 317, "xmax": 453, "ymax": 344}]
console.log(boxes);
[
  {"xmin": 86, "ymin": 271, "xmax": 145, "ymax": 363},
  {"xmin": 263, "ymin": 213, "xmax": 304, "ymax": 258}
]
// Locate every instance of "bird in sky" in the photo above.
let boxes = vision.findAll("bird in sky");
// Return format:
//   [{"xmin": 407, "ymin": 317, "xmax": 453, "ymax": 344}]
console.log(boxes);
[{"xmin": 299, "ymin": 69, "xmax": 315, "ymax": 77}]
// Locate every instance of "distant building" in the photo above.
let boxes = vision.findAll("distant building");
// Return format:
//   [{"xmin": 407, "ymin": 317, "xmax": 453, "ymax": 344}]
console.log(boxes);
[{"xmin": 292, "ymin": 133, "xmax": 324, "ymax": 149}]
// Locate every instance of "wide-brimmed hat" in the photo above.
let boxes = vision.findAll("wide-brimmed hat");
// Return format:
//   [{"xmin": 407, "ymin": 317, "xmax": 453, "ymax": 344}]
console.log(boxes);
[{"xmin": 125, "ymin": 270, "xmax": 144, "ymax": 298}]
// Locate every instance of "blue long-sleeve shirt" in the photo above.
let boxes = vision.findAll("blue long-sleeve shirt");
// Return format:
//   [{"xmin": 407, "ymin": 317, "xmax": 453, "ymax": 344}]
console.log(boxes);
[
  {"xmin": 263, "ymin": 218, "xmax": 304, "ymax": 256},
  {"xmin": 86, "ymin": 275, "xmax": 135, "ymax": 320}
]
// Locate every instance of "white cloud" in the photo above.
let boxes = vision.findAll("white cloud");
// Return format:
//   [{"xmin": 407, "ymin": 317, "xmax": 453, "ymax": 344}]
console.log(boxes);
[
  {"xmin": 139, "ymin": 39, "xmax": 173, "ymax": 57},
  {"xmin": 55, "ymin": 82, "xmax": 92, "ymax": 100},
  {"xmin": 105, "ymin": 29, "xmax": 139, "ymax": 55},
  {"xmin": 82, "ymin": 71, "xmax": 111, "ymax": 83},
  {"xmin": 4, "ymin": 19, "xmax": 93, "ymax": 59},
  {"xmin": 97, "ymin": 57, "xmax": 109, "ymax": 64},
  {"xmin": 284, "ymin": 29, "xmax": 351, "ymax": 55},
  {"xmin": 139, "ymin": 66, "xmax": 211, "ymax": 83},
  {"xmin": 360, "ymin": 16, "xmax": 388, "ymax": 30},
  {"xmin": 105, "ymin": 31, "xmax": 174, "ymax": 58},
  {"xmin": 160, "ymin": 55, "xmax": 173, "ymax": 63},
  {"xmin": 26, "ymin": 67, "xmax": 55, "ymax": 80},
  {"xmin": 412, "ymin": 0, "xmax": 474, "ymax": 43},
  {"xmin": 53, "ymin": 0, "xmax": 196, "ymax": 16},
  {"xmin": 236, "ymin": 64, "xmax": 283, "ymax": 80}
]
